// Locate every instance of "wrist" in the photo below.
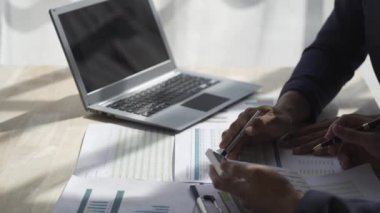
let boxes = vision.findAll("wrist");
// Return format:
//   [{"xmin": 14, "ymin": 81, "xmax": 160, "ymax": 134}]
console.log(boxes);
[{"xmin": 276, "ymin": 91, "xmax": 311, "ymax": 125}]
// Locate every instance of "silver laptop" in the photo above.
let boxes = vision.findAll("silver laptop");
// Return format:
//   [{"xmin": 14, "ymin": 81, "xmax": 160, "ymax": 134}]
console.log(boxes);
[{"xmin": 49, "ymin": 0, "xmax": 259, "ymax": 131}]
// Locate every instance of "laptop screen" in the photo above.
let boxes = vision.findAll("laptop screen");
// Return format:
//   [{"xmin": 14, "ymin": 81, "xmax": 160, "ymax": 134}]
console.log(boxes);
[{"xmin": 58, "ymin": 0, "xmax": 170, "ymax": 93}]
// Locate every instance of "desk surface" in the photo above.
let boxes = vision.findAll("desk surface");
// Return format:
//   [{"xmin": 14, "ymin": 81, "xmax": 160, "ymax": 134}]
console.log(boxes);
[{"xmin": 0, "ymin": 65, "xmax": 378, "ymax": 212}]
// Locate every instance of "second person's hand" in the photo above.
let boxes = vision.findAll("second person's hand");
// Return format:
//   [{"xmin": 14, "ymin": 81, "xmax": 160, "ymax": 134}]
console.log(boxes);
[{"xmin": 325, "ymin": 114, "xmax": 380, "ymax": 169}]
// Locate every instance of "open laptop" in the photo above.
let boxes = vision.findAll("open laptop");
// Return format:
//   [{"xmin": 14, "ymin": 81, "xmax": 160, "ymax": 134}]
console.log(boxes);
[{"xmin": 49, "ymin": 0, "xmax": 260, "ymax": 131}]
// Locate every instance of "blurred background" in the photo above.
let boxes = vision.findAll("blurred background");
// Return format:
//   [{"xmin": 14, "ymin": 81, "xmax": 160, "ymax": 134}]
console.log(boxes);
[{"xmin": 0, "ymin": 0, "xmax": 334, "ymax": 69}]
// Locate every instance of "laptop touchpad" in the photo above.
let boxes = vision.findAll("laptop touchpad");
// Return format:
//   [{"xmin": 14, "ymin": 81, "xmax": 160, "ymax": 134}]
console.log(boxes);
[{"xmin": 182, "ymin": 93, "xmax": 229, "ymax": 112}]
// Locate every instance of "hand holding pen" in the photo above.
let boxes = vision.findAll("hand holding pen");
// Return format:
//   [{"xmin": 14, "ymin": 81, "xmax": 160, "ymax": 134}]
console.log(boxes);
[
  {"xmin": 313, "ymin": 114, "xmax": 380, "ymax": 169},
  {"xmin": 219, "ymin": 105, "xmax": 294, "ymax": 158},
  {"xmin": 220, "ymin": 110, "xmax": 261, "ymax": 156},
  {"xmin": 313, "ymin": 116, "xmax": 380, "ymax": 151}
]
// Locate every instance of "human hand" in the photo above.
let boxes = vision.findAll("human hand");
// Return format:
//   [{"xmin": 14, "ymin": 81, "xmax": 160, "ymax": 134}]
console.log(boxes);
[
  {"xmin": 219, "ymin": 105, "xmax": 292, "ymax": 159},
  {"xmin": 325, "ymin": 114, "xmax": 380, "ymax": 169},
  {"xmin": 209, "ymin": 160, "xmax": 303, "ymax": 213},
  {"xmin": 279, "ymin": 118, "xmax": 337, "ymax": 155}
]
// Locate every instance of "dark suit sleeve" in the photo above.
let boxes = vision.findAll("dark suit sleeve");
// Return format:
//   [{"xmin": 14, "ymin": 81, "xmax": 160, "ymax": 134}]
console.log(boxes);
[
  {"xmin": 280, "ymin": 0, "xmax": 367, "ymax": 121},
  {"xmin": 296, "ymin": 190, "xmax": 380, "ymax": 213}
]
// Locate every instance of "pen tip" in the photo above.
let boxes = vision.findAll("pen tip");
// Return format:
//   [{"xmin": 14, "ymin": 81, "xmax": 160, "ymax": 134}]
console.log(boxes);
[{"xmin": 312, "ymin": 144, "xmax": 322, "ymax": 152}]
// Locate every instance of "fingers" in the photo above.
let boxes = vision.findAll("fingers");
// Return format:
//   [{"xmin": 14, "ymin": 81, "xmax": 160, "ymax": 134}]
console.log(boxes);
[
  {"xmin": 279, "ymin": 119, "xmax": 335, "ymax": 149},
  {"xmin": 327, "ymin": 144, "xmax": 339, "ymax": 156},
  {"xmin": 337, "ymin": 151, "xmax": 351, "ymax": 169},
  {"xmin": 220, "ymin": 108, "xmax": 259, "ymax": 149},
  {"xmin": 327, "ymin": 114, "xmax": 380, "ymax": 162},
  {"xmin": 337, "ymin": 143, "xmax": 360, "ymax": 169},
  {"xmin": 336, "ymin": 143, "xmax": 378, "ymax": 169},
  {"xmin": 220, "ymin": 160, "xmax": 252, "ymax": 179},
  {"xmin": 220, "ymin": 105, "xmax": 294, "ymax": 157},
  {"xmin": 334, "ymin": 114, "xmax": 371, "ymax": 128},
  {"xmin": 225, "ymin": 144, "xmax": 242, "ymax": 159},
  {"xmin": 211, "ymin": 160, "xmax": 275, "ymax": 200},
  {"xmin": 245, "ymin": 117, "xmax": 265, "ymax": 136},
  {"xmin": 220, "ymin": 160, "xmax": 270, "ymax": 180},
  {"xmin": 209, "ymin": 165, "xmax": 250, "ymax": 199},
  {"xmin": 292, "ymin": 137, "xmax": 329, "ymax": 155},
  {"xmin": 285, "ymin": 118, "xmax": 334, "ymax": 140},
  {"xmin": 279, "ymin": 129, "xmax": 330, "ymax": 156},
  {"xmin": 331, "ymin": 124, "xmax": 374, "ymax": 145},
  {"xmin": 281, "ymin": 131, "xmax": 326, "ymax": 148},
  {"xmin": 313, "ymin": 147, "xmax": 330, "ymax": 156},
  {"xmin": 327, "ymin": 114, "xmax": 373, "ymax": 139},
  {"xmin": 220, "ymin": 106, "xmax": 271, "ymax": 149}
]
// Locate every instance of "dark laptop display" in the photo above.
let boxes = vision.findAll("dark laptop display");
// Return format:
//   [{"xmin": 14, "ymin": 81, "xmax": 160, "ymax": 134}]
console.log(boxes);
[{"xmin": 58, "ymin": 0, "xmax": 169, "ymax": 92}]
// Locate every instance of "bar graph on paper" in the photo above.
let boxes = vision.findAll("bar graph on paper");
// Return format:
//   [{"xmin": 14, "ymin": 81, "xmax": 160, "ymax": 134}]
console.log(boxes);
[
  {"xmin": 77, "ymin": 189, "xmax": 124, "ymax": 213},
  {"xmin": 134, "ymin": 205, "xmax": 170, "ymax": 213},
  {"xmin": 76, "ymin": 188, "xmax": 171, "ymax": 213}
]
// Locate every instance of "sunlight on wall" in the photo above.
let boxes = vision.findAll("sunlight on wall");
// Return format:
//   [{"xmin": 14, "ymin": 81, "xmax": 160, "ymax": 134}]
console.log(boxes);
[{"xmin": 0, "ymin": 0, "xmax": 333, "ymax": 69}]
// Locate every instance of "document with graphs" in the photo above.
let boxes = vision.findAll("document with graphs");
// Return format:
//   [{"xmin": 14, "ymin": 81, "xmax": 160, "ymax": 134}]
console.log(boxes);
[
  {"xmin": 174, "ymin": 122, "xmax": 342, "ymax": 182},
  {"xmin": 174, "ymin": 96, "xmax": 343, "ymax": 182},
  {"xmin": 54, "ymin": 164, "xmax": 380, "ymax": 213},
  {"xmin": 174, "ymin": 97, "xmax": 279, "ymax": 182},
  {"xmin": 54, "ymin": 176, "xmax": 195, "ymax": 213}
]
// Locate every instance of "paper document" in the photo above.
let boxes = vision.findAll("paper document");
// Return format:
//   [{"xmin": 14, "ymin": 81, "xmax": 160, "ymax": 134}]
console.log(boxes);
[
  {"xmin": 54, "ymin": 176, "xmax": 195, "ymax": 213},
  {"xmin": 267, "ymin": 164, "xmax": 380, "ymax": 200},
  {"xmin": 278, "ymin": 148, "xmax": 342, "ymax": 177},
  {"xmin": 175, "ymin": 127, "xmax": 342, "ymax": 182},
  {"xmin": 305, "ymin": 164, "xmax": 380, "ymax": 200},
  {"xmin": 175, "ymin": 97, "xmax": 276, "ymax": 182},
  {"xmin": 75, "ymin": 124, "xmax": 174, "ymax": 181},
  {"xmin": 174, "ymin": 97, "xmax": 343, "ymax": 182},
  {"xmin": 175, "ymin": 123, "xmax": 226, "ymax": 182}
]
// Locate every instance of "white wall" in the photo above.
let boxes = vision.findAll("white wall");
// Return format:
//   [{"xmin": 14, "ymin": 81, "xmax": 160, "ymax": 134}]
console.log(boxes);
[{"xmin": 0, "ymin": 0, "xmax": 334, "ymax": 69}]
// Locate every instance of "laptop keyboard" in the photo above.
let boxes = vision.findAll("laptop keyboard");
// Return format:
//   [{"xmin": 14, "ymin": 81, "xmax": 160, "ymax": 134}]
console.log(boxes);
[{"xmin": 107, "ymin": 74, "xmax": 219, "ymax": 117}]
